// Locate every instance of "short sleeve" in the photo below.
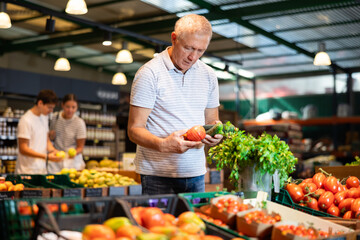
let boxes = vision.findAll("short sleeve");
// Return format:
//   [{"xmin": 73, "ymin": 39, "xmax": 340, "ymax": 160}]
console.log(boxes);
[
  {"xmin": 206, "ymin": 66, "xmax": 220, "ymax": 108},
  {"xmin": 17, "ymin": 118, "xmax": 31, "ymax": 140},
  {"xmin": 76, "ymin": 118, "xmax": 87, "ymax": 139},
  {"xmin": 130, "ymin": 66, "xmax": 157, "ymax": 109}
]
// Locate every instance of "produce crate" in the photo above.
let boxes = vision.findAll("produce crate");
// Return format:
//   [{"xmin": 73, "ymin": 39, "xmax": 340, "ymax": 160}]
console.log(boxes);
[
  {"xmin": 45, "ymin": 174, "xmax": 84, "ymax": 198},
  {"xmin": 115, "ymin": 194, "xmax": 242, "ymax": 240},
  {"xmin": 178, "ymin": 191, "xmax": 233, "ymax": 209},
  {"xmin": 178, "ymin": 191, "xmax": 250, "ymax": 240},
  {"xmin": 32, "ymin": 197, "xmax": 115, "ymax": 240},
  {"xmin": 272, "ymin": 188, "xmax": 338, "ymax": 218},
  {"xmin": 6, "ymin": 175, "xmax": 54, "ymax": 198},
  {"xmin": 0, "ymin": 197, "xmax": 84, "ymax": 240}
]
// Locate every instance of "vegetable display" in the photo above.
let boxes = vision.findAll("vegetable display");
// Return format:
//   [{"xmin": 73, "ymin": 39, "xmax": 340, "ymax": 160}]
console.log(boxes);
[
  {"xmin": 207, "ymin": 123, "xmax": 297, "ymax": 189},
  {"xmin": 285, "ymin": 170, "xmax": 360, "ymax": 219}
]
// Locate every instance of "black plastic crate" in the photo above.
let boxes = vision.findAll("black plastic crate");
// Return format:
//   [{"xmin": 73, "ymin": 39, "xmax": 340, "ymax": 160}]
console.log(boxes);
[
  {"xmin": 115, "ymin": 194, "xmax": 241, "ymax": 240},
  {"xmin": 31, "ymin": 197, "xmax": 115, "ymax": 240}
]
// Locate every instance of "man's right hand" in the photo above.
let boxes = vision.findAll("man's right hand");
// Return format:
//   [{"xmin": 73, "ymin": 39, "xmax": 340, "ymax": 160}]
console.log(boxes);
[
  {"xmin": 161, "ymin": 129, "xmax": 204, "ymax": 153},
  {"xmin": 48, "ymin": 152, "xmax": 64, "ymax": 162}
]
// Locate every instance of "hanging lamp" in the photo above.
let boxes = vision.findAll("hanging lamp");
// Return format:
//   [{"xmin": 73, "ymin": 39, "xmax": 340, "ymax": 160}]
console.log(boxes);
[
  {"xmin": 112, "ymin": 72, "xmax": 127, "ymax": 85},
  {"xmin": 65, "ymin": 0, "xmax": 88, "ymax": 15},
  {"xmin": 313, "ymin": 42, "xmax": 331, "ymax": 66},
  {"xmin": 115, "ymin": 42, "xmax": 133, "ymax": 63},
  {"xmin": 54, "ymin": 49, "xmax": 71, "ymax": 71},
  {"xmin": 0, "ymin": 2, "xmax": 11, "ymax": 29}
]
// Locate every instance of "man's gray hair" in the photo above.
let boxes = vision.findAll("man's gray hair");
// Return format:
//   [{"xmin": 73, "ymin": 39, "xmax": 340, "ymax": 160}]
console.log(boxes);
[{"xmin": 174, "ymin": 14, "xmax": 212, "ymax": 40}]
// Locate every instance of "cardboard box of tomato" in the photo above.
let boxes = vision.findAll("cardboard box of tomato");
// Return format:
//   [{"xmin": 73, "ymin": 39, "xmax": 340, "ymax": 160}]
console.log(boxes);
[
  {"xmin": 209, "ymin": 195, "xmax": 252, "ymax": 229},
  {"xmin": 242, "ymin": 199, "xmax": 356, "ymax": 239},
  {"xmin": 236, "ymin": 208, "xmax": 281, "ymax": 238}
]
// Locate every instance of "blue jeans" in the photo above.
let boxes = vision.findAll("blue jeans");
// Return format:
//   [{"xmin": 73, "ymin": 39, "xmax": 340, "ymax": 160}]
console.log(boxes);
[{"xmin": 140, "ymin": 174, "xmax": 205, "ymax": 195}]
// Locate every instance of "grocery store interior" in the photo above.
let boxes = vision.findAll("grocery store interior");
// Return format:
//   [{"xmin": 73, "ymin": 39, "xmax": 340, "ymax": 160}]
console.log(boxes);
[{"xmin": 1, "ymin": 1, "xmax": 360, "ymax": 238}]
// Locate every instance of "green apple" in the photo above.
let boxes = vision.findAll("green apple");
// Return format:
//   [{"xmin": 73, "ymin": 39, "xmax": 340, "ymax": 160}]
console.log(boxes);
[
  {"xmin": 103, "ymin": 217, "xmax": 132, "ymax": 232},
  {"xmin": 68, "ymin": 148, "xmax": 77, "ymax": 157}
]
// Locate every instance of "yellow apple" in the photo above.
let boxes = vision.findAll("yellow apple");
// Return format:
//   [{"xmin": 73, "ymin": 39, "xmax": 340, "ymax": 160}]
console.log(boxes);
[
  {"xmin": 68, "ymin": 148, "xmax": 77, "ymax": 157},
  {"xmin": 56, "ymin": 151, "xmax": 66, "ymax": 159}
]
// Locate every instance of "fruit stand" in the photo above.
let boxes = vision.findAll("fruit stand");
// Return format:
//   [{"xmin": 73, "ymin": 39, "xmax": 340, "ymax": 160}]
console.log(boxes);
[{"xmin": 1, "ymin": 122, "xmax": 360, "ymax": 239}]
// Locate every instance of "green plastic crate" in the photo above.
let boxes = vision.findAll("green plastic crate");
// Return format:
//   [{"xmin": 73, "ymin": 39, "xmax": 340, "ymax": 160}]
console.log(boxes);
[
  {"xmin": 0, "ymin": 198, "xmax": 87, "ymax": 240},
  {"xmin": 273, "ymin": 188, "xmax": 339, "ymax": 218},
  {"xmin": 45, "ymin": 174, "xmax": 84, "ymax": 188},
  {"xmin": 178, "ymin": 191, "xmax": 232, "ymax": 209},
  {"xmin": 6, "ymin": 175, "xmax": 65, "ymax": 189},
  {"xmin": 178, "ymin": 191, "xmax": 251, "ymax": 240}
]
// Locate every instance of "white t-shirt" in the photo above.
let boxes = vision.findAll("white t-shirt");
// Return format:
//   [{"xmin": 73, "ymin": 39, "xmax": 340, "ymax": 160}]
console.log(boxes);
[
  {"xmin": 15, "ymin": 110, "xmax": 49, "ymax": 174},
  {"xmin": 49, "ymin": 111, "xmax": 86, "ymax": 172}
]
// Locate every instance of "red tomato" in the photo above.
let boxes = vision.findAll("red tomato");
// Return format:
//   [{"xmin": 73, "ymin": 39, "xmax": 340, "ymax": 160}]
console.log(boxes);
[
  {"xmin": 184, "ymin": 125, "xmax": 206, "ymax": 141},
  {"xmin": 347, "ymin": 188, "xmax": 360, "ymax": 199},
  {"xmin": 318, "ymin": 191, "xmax": 334, "ymax": 210},
  {"xmin": 343, "ymin": 210, "xmax": 353, "ymax": 219},
  {"xmin": 338, "ymin": 184, "xmax": 347, "ymax": 192},
  {"xmin": 302, "ymin": 178, "xmax": 313, "ymax": 183},
  {"xmin": 355, "ymin": 211, "xmax": 360, "ymax": 219},
  {"xmin": 334, "ymin": 191, "xmax": 347, "ymax": 206},
  {"xmin": 141, "ymin": 207, "xmax": 166, "ymax": 229},
  {"xmin": 338, "ymin": 198, "xmax": 355, "ymax": 212},
  {"xmin": 302, "ymin": 182, "xmax": 317, "ymax": 194},
  {"xmin": 346, "ymin": 176, "xmax": 360, "ymax": 189},
  {"xmin": 312, "ymin": 188, "xmax": 325, "ymax": 199},
  {"xmin": 351, "ymin": 198, "xmax": 360, "ymax": 213},
  {"xmin": 306, "ymin": 197, "xmax": 319, "ymax": 211},
  {"xmin": 323, "ymin": 176, "xmax": 339, "ymax": 194},
  {"xmin": 327, "ymin": 204, "xmax": 340, "ymax": 217},
  {"xmin": 131, "ymin": 207, "xmax": 144, "ymax": 226},
  {"xmin": 286, "ymin": 183, "xmax": 304, "ymax": 203},
  {"xmin": 312, "ymin": 172, "xmax": 326, "ymax": 188}
]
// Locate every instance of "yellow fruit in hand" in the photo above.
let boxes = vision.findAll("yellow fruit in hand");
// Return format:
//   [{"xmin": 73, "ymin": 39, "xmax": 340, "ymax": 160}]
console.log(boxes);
[
  {"xmin": 68, "ymin": 148, "xmax": 77, "ymax": 157},
  {"xmin": 56, "ymin": 151, "xmax": 66, "ymax": 158}
]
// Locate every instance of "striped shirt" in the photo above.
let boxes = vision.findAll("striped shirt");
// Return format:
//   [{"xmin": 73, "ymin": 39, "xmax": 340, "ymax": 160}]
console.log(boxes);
[
  {"xmin": 49, "ymin": 111, "xmax": 86, "ymax": 172},
  {"xmin": 130, "ymin": 48, "xmax": 219, "ymax": 178}
]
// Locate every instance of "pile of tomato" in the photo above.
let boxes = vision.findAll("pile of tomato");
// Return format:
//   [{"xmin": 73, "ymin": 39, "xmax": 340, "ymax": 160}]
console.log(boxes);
[
  {"xmin": 285, "ymin": 173, "xmax": 360, "ymax": 219},
  {"xmin": 276, "ymin": 224, "xmax": 335, "ymax": 239},
  {"xmin": 195, "ymin": 212, "xmax": 228, "ymax": 228},
  {"xmin": 214, "ymin": 197, "xmax": 249, "ymax": 214},
  {"xmin": 243, "ymin": 210, "xmax": 281, "ymax": 224}
]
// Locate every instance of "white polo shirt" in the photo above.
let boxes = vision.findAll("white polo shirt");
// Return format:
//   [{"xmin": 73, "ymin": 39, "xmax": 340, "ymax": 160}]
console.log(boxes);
[{"xmin": 130, "ymin": 48, "xmax": 219, "ymax": 178}]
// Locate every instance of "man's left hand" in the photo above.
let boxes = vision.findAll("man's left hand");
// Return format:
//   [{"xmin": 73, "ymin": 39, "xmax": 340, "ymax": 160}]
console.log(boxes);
[{"xmin": 202, "ymin": 134, "xmax": 223, "ymax": 147}]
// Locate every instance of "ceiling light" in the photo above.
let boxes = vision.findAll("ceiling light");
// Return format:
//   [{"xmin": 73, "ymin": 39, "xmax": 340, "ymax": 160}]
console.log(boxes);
[
  {"xmin": 45, "ymin": 15, "xmax": 55, "ymax": 32},
  {"xmin": 0, "ymin": 3, "xmax": 11, "ymax": 29},
  {"xmin": 112, "ymin": 72, "xmax": 127, "ymax": 85},
  {"xmin": 116, "ymin": 42, "xmax": 133, "ymax": 63},
  {"xmin": 313, "ymin": 42, "xmax": 331, "ymax": 66},
  {"xmin": 65, "ymin": 0, "xmax": 88, "ymax": 15},
  {"xmin": 102, "ymin": 32, "xmax": 112, "ymax": 46},
  {"xmin": 54, "ymin": 50, "xmax": 71, "ymax": 71}
]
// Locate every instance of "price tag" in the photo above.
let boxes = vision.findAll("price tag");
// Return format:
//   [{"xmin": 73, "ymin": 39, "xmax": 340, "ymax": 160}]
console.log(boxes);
[
  {"xmin": 21, "ymin": 190, "xmax": 43, "ymax": 198},
  {"xmin": 63, "ymin": 188, "xmax": 82, "ymax": 198},
  {"xmin": 256, "ymin": 191, "xmax": 268, "ymax": 203},
  {"xmin": 85, "ymin": 188, "xmax": 102, "ymax": 197},
  {"xmin": 0, "ymin": 191, "xmax": 15, "ymax": 200},
  {"xmin": 109, "ymin": 186, "xmax": 126, "ymax": 196},
  {"xmin": 128, "ymin": 185, "xmax": 142, "ymax": 196}
]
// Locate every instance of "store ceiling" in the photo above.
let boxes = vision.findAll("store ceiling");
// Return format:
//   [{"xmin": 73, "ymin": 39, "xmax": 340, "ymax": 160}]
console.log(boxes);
[{"xmin": 1, "ymin": 0, "xmax": 360, "ymax": 82}]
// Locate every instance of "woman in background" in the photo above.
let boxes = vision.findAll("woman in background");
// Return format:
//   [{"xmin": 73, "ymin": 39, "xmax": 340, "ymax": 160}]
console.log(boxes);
[{"xmin": 49, "ymin": 93, "xmax": 86, "ymax": 172}]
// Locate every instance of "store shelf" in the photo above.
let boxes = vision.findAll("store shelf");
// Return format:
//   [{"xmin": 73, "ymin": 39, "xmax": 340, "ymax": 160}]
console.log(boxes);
[
  {"xmin": 242, "ymin": 116, "xmax": 360, "ymax": 126},
  {"xmin": 0, "ymin": 156, "xmax": 17, "ymax": 160}
]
